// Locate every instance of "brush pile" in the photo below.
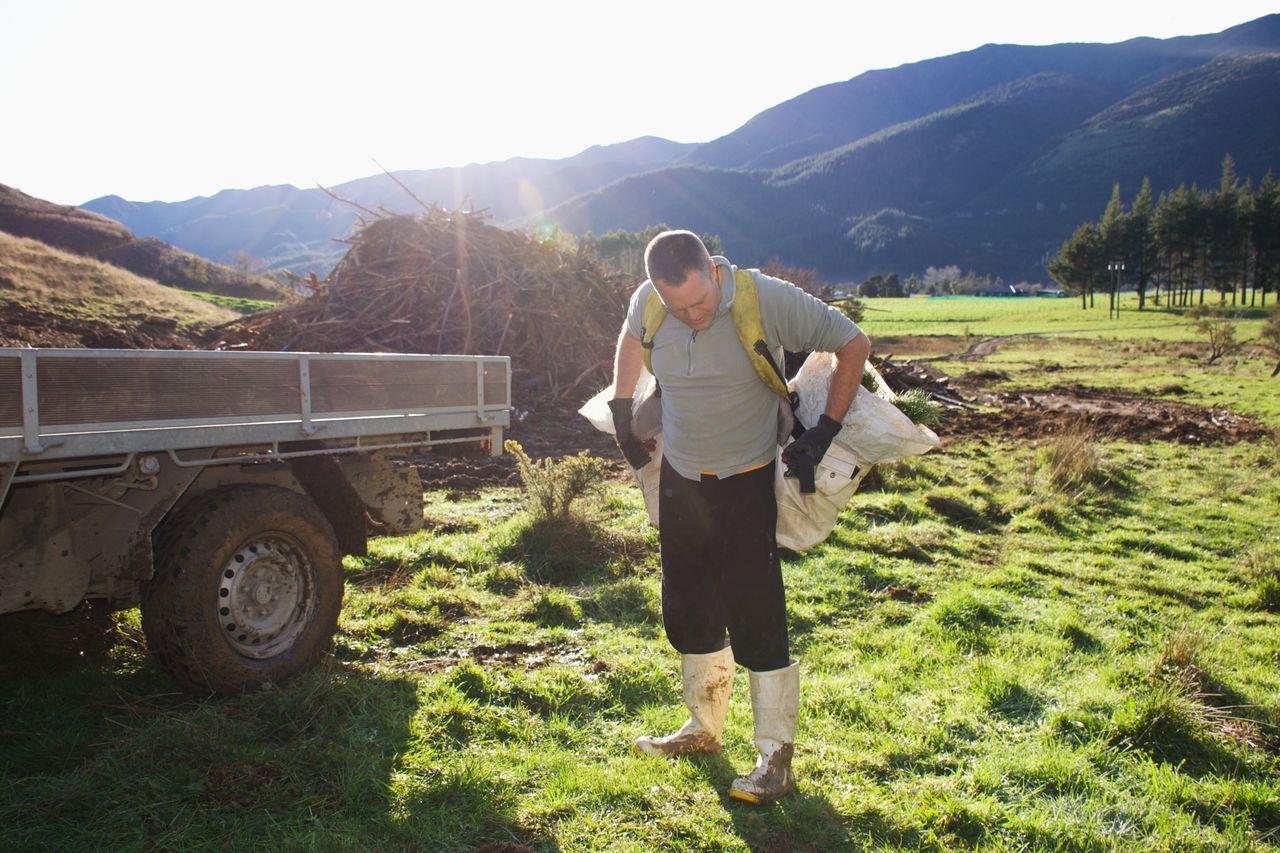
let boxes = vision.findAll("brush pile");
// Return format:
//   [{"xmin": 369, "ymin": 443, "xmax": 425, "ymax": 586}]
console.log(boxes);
[
  {"xmin": 212, "ymin": 207, "xmax": 632, "ymax": 406},
  {"xmin": 872, "ymin": 355, "xmax": 973, "ymax": 409}
]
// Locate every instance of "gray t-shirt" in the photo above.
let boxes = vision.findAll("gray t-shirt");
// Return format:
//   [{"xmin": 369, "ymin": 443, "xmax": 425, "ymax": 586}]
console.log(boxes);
[{"xmin": 625, "ymin": 256, "xmax": 860, "ymax": 480}]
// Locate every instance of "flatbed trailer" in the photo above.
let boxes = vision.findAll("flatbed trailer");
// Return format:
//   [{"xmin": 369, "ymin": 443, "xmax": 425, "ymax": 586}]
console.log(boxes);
[{"xmin": 0, "ymin": 347, "xmax": 510, "ymax": 693}]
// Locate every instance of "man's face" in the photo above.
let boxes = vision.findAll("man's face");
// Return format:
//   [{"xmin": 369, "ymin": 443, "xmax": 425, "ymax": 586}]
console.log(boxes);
[{"xmin": 655, "ymin": 263, "xmax": 721, "ymax": 331}]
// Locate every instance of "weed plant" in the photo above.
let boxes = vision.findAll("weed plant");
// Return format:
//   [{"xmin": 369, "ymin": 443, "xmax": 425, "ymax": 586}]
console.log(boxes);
[{"xmin": 504, "ymin": 440, "xmax": 607, "ymax": 525}]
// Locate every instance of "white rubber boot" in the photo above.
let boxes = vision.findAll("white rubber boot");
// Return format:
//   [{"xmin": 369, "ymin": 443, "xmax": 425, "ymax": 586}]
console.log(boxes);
[
  {"xmin": 729, "ymin": 660, "xmax": 799, "ymax": 805},
  {"xmin": 635, "ymin": 646, "xmax": 735, "ymax": 757}
]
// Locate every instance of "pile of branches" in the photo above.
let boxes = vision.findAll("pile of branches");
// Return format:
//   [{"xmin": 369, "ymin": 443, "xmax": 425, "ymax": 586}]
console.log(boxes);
[
  {"xmin": 872, "ymin": 355, "xmax": 974, "ymax": 409},
  {"xmin": 212, "ymin": 207, "xmax": 632, "ymax": 406}
]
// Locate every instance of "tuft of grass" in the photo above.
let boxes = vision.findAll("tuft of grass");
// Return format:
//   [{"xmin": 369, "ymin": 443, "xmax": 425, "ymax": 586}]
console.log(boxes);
[
  {"xmin": 493, "ymin": 514, "xmax": 607, "ymax": 584},
  {"xmin": 1153, "ymin": 626, "xmax": 1207, "ymax": 694},
  {"xmin": 523, "ymin": 590, "xmax": 582, "ymax": 628},
  {"xmin": 1109, "ymin": 681, "xmax": 1217, "ymax": 764},
  {"xmin": 479, "ymin": 562, "xmax": 524, "ymax": 595},
  {"xmin": 1242, "ymin": 547, "xmax": 1280, "ymax": 612},
  {"xmin": 973, "ymin": 664, "xmax": 1039, "ymax": 720},
  {"xmin": 892, "ymin": 387, "xmax": 944, "ymax": 427},
  {"xmin": 927, "ymin": 587, "xmax": 1008, "ymax": 652},
  {"xmin": 1035, "ymin": 421, "xmax": 1110, "ymax": 495},
  {"xmin": 923, "ymin": 487, "xmax": 1007, "ymax": 531},
  {"xmin": 1053, "ymin": 612, "xmax": 1102, "ymax": 653},
  {"xmin": 586, "ymin": 577, "xmax": 660, "ymax": 625}
]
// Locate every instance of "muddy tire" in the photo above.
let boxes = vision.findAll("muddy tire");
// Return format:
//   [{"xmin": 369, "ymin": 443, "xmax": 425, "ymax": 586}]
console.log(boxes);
[{"xmin": 141, "ymin": 485, "xmax": 344, "ymax": 694}]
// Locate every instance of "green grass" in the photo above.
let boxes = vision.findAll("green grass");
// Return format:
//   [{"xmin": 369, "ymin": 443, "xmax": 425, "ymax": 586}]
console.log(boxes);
[
  {"xmin": 4, "ymin": 300, "xmax": 1279, "ymax": 850},
  {"xmin": 860, "ymin": 293, "xmax": 1270, "ymax": 343},
  {"xmin": 858, "ymin": 294, "xmax": 1280, "ymax": 429},
  {"xmin": 938, "ymin": 336, "xmax": 1280, "ymax": 429},
  {"xmin": 3, "ymin": 433, "xmax": 1278, "ymax": 851},
  {"xmin": 181, "ymin": 289, "xmax": 279, "ymax": 314}
]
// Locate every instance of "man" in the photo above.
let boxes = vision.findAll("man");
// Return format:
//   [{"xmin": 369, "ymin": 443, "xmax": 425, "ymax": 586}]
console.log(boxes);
[{"xmin": 609, "ymin": 230, "xmax": 869, "ymax": 804}]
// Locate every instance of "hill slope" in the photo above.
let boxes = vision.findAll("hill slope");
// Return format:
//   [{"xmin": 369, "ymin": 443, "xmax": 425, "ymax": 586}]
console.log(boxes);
[
  {"xmin": 0, "ymin": 184, "xmax": 282, "ymax": 300},
  {"xmin": 0, "ymin": 230, "xmax": 236, "ymax": 347},
  {"xmin": 681, "ymin": 14, "xmax": 1280, "ymax": 170},
  {"xmin": 84, "ymin": 137, "xmax": 696, "ymax": 275}
]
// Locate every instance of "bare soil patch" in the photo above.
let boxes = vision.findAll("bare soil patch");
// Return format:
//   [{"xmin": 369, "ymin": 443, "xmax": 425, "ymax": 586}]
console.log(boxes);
[
  {"xmin": 394, "ymin": 640, "xmax": 605, "ymax": 674},
  {"xmin": 0, "ymin": 301, "xmax": 200, "ymax": 349},
  {"xmin": 943, "ymin": 383, "xmax": 1269, "ymax": 446}
]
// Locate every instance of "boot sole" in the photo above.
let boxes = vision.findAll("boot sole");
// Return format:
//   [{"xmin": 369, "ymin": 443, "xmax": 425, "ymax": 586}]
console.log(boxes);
[{"xmin": 728, "ymin": 782, "xmax": 794, "ymax": 806}]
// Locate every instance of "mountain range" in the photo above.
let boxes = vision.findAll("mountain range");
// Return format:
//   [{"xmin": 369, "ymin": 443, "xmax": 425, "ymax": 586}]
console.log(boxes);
[{"xmin": 80, "ymin": 14, "xmax": 1280, "ymax": 284}]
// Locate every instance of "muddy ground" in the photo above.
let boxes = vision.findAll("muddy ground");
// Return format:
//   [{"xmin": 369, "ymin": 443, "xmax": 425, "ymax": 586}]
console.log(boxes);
[
  {"xmin": 0, "ymin": 301, "xmax": 199, "ymax": 349},
  {"xmin": 413, "ymin": 366, "xmax": 1271, "ymax": 489},
  {"xmin": 945, "ymin": 382, "xmax": 1270, "ymax": 447}
]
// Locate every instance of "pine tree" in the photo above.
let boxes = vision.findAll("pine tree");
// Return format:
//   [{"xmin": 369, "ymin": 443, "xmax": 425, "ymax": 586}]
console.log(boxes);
[
  {"xmin": 1253, "ymin": 171, "xmax": 1280, "ymax": 308},
  {"xmin": 1209, "ymin": 155, "xmax": 1241, "ymax": 305},
  {"xmin": 1131, "ymin": 178, "xmax": 1155, "ymax": 310},
  {"xmin": 1049, "ymin": 223, "xmax": 1103, "ymax": 308},
  {"xmin": 1099, "ymin": 182, "xmax": 1128, "ymax": 317}
]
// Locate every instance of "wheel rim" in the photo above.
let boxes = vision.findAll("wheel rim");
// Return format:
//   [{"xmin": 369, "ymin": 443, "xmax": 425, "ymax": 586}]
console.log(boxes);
[{"xmin": 217, "ymin": 534, "xmax": 315, "ymax": 659}]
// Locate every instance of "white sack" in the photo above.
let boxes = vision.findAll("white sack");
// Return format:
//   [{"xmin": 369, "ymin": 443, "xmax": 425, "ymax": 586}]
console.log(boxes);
[
  {"xmin": 790, "ymin": 352, "xmax": 939, "ymax": 464},
  {"xmin": 578, "ymin": 371, "xmax": 658, "ymax": 436},
  {"xmin": 579, "ymin": 376, "xmax": 663, "ymax": 526},
  {"xmin": 579, "ymin": 352, "xmax": 940, "ymax": 548},
  {"xmin": 775, "ymin": 438, "xmax": 870, "ymax": 551}
]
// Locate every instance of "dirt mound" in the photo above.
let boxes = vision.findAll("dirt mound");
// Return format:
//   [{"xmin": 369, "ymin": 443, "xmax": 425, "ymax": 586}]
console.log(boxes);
[
  {"xmin": 213, "ymin": 208, "xmax": 631, "ymax": 408},
  {"xmin": 0, "ymin": 301, "xmax": 200, "ymax": 349},
  {"xmin": 945, "ymin": 384, "xmax": 1270, "ymax": 445}
]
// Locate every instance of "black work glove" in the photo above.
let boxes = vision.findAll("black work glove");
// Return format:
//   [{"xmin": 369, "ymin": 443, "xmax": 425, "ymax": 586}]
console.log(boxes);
[
  {"xmin": 782, "ymin": 414, "xmax": 842, "ymax": 492},
  {"xmin": 607, "ymin": 397, "xmax": 655, "ymax": 469}
]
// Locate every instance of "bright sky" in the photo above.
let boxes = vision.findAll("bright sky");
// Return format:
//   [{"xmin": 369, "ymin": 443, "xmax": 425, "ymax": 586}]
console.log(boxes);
[{"xmin": 2, "ymin": 0, "xmax": 1276, "ymax": 205}]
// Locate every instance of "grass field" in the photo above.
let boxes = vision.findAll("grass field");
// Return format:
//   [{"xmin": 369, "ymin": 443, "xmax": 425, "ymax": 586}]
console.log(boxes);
[
  {"xmin": 2, "ymin": 297, "xmax": 1278, "ymax": 851},
  {"xmin": 859, "ymin": 294, "xmax": 1271, "ymax": 343},
  {"xmin": 859, "ymin": 295, "xmax": 1280, "ymax": 429}
]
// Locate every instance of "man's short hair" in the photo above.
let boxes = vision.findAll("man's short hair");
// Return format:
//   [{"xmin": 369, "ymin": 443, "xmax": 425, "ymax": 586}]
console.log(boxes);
[{"xmin": 644, "ymin": 230, "xmax": 711, "ymax": 287}]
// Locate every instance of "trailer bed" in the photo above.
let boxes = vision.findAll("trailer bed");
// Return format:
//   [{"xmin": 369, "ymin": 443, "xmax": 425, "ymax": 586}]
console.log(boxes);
[{"xmin": 0, "ymin": 348, "xmax": 511, "ymax": 462}]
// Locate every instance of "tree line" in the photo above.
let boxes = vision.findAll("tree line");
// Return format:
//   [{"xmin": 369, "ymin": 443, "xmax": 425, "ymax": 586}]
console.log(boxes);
[
  {"xmin": 1048, "ymin": 156, "xmax": 1280, "ymax": 310},
  {"xmin": 578, "ymin": 226, "xmax": 723, "ymax": 279}
]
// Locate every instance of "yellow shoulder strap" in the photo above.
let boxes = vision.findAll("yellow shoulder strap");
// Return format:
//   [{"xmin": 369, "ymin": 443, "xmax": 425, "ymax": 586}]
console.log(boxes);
[
  {"xmin": 640, "ymin": 288, "xmax": 667, "ymax": 376},
  {"xmin": 639, "ymin": 268, "xmax": 789, "ymax": 401},
  {"xmin": 731, "ymin": 269, "xmax": 790, "ymax": 399}
]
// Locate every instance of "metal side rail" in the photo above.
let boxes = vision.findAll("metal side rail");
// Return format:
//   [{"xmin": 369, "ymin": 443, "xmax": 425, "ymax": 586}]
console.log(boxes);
[{"xmin": 0, "ymin": 348, "xmax": 511, "ymax": 463}]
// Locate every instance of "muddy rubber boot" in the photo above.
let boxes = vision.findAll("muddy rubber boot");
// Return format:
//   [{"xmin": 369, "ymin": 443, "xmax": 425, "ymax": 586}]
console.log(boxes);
[
  {"xmin": 729, "ymin": 660, "xmax": 799, "ymax": 805},
  {"xmin": 634, "ymin": 646, "xmax": 735, "ymax": 757}
]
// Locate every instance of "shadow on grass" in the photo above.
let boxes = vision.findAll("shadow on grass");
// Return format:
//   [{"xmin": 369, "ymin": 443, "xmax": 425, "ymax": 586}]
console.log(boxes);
[
  {"xmin": 495, "ymin": 513, "xmax": 651, "ymax": 585},
  {"xmin": 682, "ymin": 754, "xmax": 860, "ymax": 852},
  {"xmin": 0, "ymin": 628, "xmax": 555, "ymax": 851}
]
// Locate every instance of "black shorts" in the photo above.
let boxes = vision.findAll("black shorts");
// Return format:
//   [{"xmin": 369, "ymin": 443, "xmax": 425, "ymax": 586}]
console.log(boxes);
[{"xmin": 657, "ymin": 456, "xmax": 789, "ymax": 672}]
